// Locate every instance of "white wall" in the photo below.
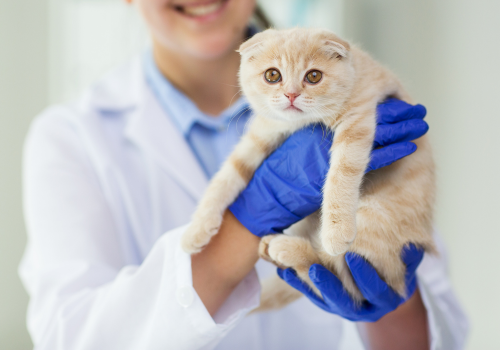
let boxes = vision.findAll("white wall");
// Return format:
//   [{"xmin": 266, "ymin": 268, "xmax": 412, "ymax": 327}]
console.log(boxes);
[
  {"xmin": 345, "ymin": 1, "xmax": 500, "ymax": 349},
  {"xmin": 259, "ymin": 0, "xmax": 344, "ymax": 33},
  {"xmin": 48, "ymin": 0, "xmax": 147, "ymax": 103},
  {"xmin": 0, "ymin": 0, "xmax": 48, "ymax": 348}
]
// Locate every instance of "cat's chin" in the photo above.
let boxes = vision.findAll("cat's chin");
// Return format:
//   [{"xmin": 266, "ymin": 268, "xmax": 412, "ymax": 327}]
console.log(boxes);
[{"xmin": 266, "ymin": 112, "xmax": 324, "ymax": 125}]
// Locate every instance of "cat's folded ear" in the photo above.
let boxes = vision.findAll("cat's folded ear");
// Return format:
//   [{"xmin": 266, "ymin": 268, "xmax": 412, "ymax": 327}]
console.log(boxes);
[
  {"xmin": 237, "ymin": 30, "xmax": 273, "ymax": 61},
  {"xmin": 324, "ymin": 40, "xmax": 350, "ymax": 59},
  {"xmin": 320, "ymin": 32, "xmax": 351, "ymax": 59},
  {"xmin": 237, "ymin": 39, "xmax": 263, "ymax": 60}
]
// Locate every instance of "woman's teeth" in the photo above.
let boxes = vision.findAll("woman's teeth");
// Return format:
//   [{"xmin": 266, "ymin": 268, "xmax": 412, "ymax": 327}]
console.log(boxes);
[{"xmin": 178, "ymin": 0, "xmax": 225, "ymax": 17}]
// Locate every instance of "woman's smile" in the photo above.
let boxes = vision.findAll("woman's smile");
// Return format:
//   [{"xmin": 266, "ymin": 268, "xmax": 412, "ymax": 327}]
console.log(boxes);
[{"xmin": 170, "ymin": 0, "xmax": 230, "ymax": 22}]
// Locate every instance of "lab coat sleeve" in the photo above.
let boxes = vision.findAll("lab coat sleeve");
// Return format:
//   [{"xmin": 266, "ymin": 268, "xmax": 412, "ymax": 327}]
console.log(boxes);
[
  {"xmin": 19, "ymin": 108, "xmax": 261, "ymax": 350},
  {"xmin": 417, "ymin": 234, "xmax": 469, "ymax": 350}
]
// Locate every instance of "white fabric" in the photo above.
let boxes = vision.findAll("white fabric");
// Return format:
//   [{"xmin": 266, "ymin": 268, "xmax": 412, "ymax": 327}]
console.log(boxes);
[{"xmin": 20, "ymin": 57, "xmax": 468, "ymax": 350}]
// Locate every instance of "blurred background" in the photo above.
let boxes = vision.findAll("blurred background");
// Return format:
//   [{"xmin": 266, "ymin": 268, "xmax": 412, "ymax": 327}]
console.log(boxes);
[{"xmin": 1, "ymin": 0, "xmax": 498, "ymax": 348}]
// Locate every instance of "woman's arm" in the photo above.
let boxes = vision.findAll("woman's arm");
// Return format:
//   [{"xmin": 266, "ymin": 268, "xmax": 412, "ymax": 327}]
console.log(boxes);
[
  {"xmin": 362, "ymin": 289, "xmax": 429, "ymax": 350},
  {"xmin": 280, "ymin": 238, "xmax": 468, "ymax": 350},
  {"xmin": 20, "ymin": 110, "xmax": 262, "ymax": 350},
  {"xmin": 192, "ymin": 210, "xmax": 260, "ymax": 316}
]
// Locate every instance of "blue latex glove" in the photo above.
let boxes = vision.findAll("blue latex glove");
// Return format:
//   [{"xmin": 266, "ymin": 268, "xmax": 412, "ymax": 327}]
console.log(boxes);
[
  {"xmin": 278, "ymin": 244, "xmax": 424, "ymax": 322},
  {"xmin": 229, "ymin": 98, "xmax": 428, "ymax": 237}
]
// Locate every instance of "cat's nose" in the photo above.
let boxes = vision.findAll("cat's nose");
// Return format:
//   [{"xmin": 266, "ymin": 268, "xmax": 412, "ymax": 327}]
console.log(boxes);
[{"xmin": 284, "ymin": 93, "xmax": 300, "ymax": 104}]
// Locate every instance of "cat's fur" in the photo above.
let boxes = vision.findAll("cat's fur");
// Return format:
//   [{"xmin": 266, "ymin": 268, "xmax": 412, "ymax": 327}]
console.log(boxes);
[{"xmin": 181, "ymin": 28, "xmax": 436, "ymax": 309}]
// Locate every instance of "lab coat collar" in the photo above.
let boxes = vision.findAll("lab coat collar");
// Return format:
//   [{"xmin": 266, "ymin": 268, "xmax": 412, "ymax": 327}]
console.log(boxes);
[
  {"xmin": 85, "ymin": 57, "xmax": 143, "ymax": 112},
  {"xmin": 86, "ymin": 57, "xmax": 209, "ymax": 201},
  {"xmin": 142, "ymin": 49, "xmax": 250, "ymax": 138}
]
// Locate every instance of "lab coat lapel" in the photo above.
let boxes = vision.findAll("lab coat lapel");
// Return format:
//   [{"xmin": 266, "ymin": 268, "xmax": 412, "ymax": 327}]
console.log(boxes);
[
  {"xmin": 125, "ymin": 83, "xmax": 209, "ymax": 202},
  {"xmin": 88, "ymin": 57, "xmax": 208, "ymax": 202}
]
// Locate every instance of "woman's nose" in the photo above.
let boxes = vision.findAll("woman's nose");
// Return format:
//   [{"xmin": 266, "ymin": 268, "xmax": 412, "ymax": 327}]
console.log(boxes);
[{"xmin": 284, "ymin": 93, "xmax": 301, "ymax": 104}]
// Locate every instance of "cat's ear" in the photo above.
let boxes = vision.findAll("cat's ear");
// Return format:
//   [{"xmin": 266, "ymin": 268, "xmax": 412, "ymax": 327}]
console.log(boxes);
[
  {"xmin": 324, "ymin": 39, "xmax": 350, "ymax": 59},
  {"xmin": 237, "ymin": 39, "xmax": 263, "ymax": 59},
  {"xmin": 237, "ymin": 31, "xmax": 269, "ymax": 60}
]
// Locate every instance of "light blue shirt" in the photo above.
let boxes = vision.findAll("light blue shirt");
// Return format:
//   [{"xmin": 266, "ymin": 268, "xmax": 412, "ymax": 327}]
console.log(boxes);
[{"xmin": 143, "ymin": 50, "xmax": 252, "ymax": 178}]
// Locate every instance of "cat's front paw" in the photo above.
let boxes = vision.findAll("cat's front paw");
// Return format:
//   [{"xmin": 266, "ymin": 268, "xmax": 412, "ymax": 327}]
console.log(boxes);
[
  {"xmin": 321, "ymin": 222, "xmax": 356, "ymax": 256},
  {"xmin": 181, "ymin": 214, "xmax": 223, "ymax": 254},
  {"xmin": 260, "ymin": 235, "xmax": 311, "ymax": 270},
  {"xmin": 260, "ymin": 234, "xmax": 321, "ymax": 297},
  {"xmin": 258, "ymin": 234, "xmax": 281, "ymax": 264}
]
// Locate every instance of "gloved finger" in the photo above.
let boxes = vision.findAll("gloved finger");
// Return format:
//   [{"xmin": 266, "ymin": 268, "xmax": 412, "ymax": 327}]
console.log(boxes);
[
  {"xmin": 373, "ymin": 119, "xmax": 429, "ymax": 148},
  {"xmin": 401, "ymin": 244, "xmax": 425, "ymax": 277},
  {"xmin": 366, "ymin": 142, "xmax": 417, "ymax": 172},
  {"xmin": 404, "ymin": 275, "xmax": 418, "ymax": 300},
  {"xmin": 278, "ymin": 268, "xmax": 326, "ymax": 306},
  {"xmin": 309, "ymin": 264, "xmax": 356, "ymax": 311},
  {"xmin": 377, "ymin": 99, "xmax": 427, "ymax": 124},
  {"xmin": 401, "ymin": 244, "xmax": 424, "ymax": 296},
  {"xmin": 279, "ymin": 268, "xmax": 330, "ymax": 311},
  {"xmin": 345, "ymin": 253, "xmax": 400, "ymax": 308}
]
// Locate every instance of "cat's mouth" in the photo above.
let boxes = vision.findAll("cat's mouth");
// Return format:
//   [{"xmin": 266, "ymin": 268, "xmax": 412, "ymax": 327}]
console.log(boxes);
[
  {"xmin": 170, "ymin": 0, "xmax": 229, "ymax": 19},
  {"xmin": 285, "ymin": 105, "xmax": 303, "ymax": 112}
]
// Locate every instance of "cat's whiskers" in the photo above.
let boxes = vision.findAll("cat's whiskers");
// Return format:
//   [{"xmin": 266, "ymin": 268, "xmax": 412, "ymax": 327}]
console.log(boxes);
[
  {"xmin": 227, "ymin": 89, "xmax": 244, "ymax": 110},
  {"xmin": 226, "ymin": 106, "xmax": 253, "ymax": 144}
]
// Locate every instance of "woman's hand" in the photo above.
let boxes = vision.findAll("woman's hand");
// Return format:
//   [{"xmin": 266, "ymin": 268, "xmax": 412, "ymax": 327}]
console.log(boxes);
[
  {"xmin": 229, "ymin": 99, "xmax": 428, "ymax": 237},
  {"xmin": 278, "ymin": 245, "xmax": 429, "ymax": 350},
  {"xmin": 277, "ymin": 244, "xmax": 424, "ymax": 321}
]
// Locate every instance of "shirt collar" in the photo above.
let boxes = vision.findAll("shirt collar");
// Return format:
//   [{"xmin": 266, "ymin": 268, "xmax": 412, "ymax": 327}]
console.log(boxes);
[{"xmin": 143, "ymin": 49, "xmax": 250, "ymax": 137}]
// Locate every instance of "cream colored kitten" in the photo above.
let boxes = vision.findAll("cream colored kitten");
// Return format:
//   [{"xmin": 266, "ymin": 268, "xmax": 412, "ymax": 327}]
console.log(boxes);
[{"xmin": 181, "ymin": 28, "xmax": 435, "ymax": 308}]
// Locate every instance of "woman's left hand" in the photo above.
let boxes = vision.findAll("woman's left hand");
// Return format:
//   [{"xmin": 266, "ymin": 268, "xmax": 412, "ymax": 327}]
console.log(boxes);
[{"xmin": 278, "ymin": 244, "xmax": 425, "ymax": 322}]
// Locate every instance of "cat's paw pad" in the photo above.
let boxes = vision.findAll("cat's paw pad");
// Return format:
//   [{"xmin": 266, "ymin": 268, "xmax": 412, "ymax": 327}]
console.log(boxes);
[{"xmin": 181, "ymin": 214, "xmax": 223, "ymax": 254}]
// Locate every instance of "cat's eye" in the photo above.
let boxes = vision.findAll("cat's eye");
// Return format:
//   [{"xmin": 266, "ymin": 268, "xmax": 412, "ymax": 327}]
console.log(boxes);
[
  {"xmin": 264, "ymin": 69, "xmax": 281, "ymax": 83},
  {"xmin": 305, "ymin": 70, "xmax": 322, "ymax": 84}
]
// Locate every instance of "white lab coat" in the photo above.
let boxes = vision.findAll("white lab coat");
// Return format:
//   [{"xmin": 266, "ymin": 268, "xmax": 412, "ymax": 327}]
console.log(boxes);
[{"xmin": 20, "ymin": 57, "xmax": 468, "ymax": 350}]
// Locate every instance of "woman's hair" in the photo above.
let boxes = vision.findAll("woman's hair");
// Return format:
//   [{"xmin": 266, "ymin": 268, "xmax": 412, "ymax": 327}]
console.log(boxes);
[{"xmin": 253, "ymin": 5, "xmax": 272, "ymax": 29}]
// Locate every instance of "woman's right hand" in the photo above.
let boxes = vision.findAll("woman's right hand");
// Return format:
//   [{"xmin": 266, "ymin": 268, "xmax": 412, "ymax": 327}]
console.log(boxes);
[{"xmin": 229, "ymin": 99, "xmax": 428, "ymax": 237}]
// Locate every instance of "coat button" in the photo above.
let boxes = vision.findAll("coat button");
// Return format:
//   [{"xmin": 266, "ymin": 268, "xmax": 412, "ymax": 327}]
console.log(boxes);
[{"xmin": 176, "ymin": 286, "xmax": 194, "ymax": 308}]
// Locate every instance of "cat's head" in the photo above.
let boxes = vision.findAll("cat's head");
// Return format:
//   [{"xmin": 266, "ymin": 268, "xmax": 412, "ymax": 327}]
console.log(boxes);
[{"xmin": 238, "ymin": 28, "xmax": 355, "ymax": 123}]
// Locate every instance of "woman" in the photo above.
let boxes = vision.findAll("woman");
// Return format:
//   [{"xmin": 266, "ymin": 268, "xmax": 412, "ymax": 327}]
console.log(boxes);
[{"xmin": 20, "ymin": 0, "xmax": 468, "ymax": 349}]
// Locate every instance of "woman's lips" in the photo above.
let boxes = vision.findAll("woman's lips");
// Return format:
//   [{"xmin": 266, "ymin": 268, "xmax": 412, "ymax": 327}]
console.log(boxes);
[{"xmin": 171, "ymin": 0, "xmax": 228, "ymax": 18}]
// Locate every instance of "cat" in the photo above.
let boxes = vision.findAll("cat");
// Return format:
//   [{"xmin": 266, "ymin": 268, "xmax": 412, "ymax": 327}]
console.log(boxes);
[{"xmin": 181, "ymin": 27, "xmax": 436, "ymax": 309}]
